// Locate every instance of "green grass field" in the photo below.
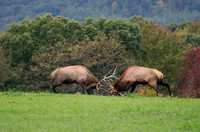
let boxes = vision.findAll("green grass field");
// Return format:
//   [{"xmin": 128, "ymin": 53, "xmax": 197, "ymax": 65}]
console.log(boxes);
[{"xmin": 0, "ymin": 92, "xmax": 199, "ymax": 132}]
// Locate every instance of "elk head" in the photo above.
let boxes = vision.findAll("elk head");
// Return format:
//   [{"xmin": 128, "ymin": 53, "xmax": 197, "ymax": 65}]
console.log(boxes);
[{"xmin": 107, "ymin": 80, "xmax": 118, "ymax": 95}]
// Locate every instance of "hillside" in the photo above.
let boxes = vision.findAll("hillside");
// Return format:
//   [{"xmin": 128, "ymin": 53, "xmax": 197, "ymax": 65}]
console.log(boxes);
[{"xmin": 1, "ymin": 0, "xmax": 200, "ymax": 31}]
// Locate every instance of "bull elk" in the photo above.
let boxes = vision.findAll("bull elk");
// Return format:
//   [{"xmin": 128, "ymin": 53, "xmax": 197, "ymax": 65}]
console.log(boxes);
[
  {"xmin": 108, "ymin": 66, "xmax": 172, "ymax": 96},
  {"xmin": 50, "ymin": 65, "xmax": 99, "ymax": 94}
]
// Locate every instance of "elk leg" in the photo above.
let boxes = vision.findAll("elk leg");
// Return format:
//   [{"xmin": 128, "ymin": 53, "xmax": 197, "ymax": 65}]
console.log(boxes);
[
  {"xmin": 51, "ymin": 80, "xmax": 63, "ymax": 93},
  {"xmin": 85, "ymin": 90, "xmax": 90, "ymax": 95},
  {"xmin": 121, "ymin": 92, "xmax": 127, "ymax": 97},
  {"xmin": 52, "ymin": 84, "xmax": 59, "ymax": 93},
  {"xmin": 118, "ymin": 82, "xmax": 134, "ymax": 97},
  {"xmin": 158, "ymin": 80, "xmax": 172, "ymax": 96},
  {"xmin": 118, "ymin": 92, "xmax": 123, "ymax": 96},
  {"xmin": 148, "ymin": 81, "xmax": 160, "ymax": 96},
  {"xmin": 96, "ymin": 88, "xmax": 100, "ymax": 95},
  {"xmin": 94, "ymin": 89, "xmax": 98, "ymax": 95},
  {"xmin": 130, "ymin": 83, "xmax": 137, "ymax": 93},
  {"xmin": 78, "ymin": 81, "xmax": 90, "ymax": 95},
  {"xmin": 52, "ymin": 84, "xmax": 63, "ymax": 93},
  {"xmin": 126, "ymin": 82, "xmax": 134, "ymax": 93},
  {"xmin": 52, "ymin": 86, "xmax": 57, "ymax": 93}
]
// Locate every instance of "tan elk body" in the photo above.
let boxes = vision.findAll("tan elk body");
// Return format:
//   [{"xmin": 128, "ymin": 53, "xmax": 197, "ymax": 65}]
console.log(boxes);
[
  {"xmin": 50, "ymin": 65, "xmax": 99, "ymax": 94},
  {"xmin": 110, "ymin": 66, "xmax": 172, "ymax": 96}
]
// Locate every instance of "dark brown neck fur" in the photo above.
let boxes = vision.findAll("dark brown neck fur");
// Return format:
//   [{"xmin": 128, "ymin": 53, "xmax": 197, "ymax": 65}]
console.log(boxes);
[{"xmin": 114, "ymin": 71, "xmax": 127, "ymax": 91}]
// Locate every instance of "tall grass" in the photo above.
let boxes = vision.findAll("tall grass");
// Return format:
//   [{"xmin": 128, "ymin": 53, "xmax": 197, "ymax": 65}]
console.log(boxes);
[{"xmin": 0, "ymin": 92, "xmax": 199, "ymax": 131}]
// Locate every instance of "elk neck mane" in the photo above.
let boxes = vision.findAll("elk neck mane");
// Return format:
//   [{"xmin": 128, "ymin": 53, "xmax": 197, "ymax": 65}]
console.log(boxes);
[{"xmin": 114, "ymin": 69, "xmax": 127, "ymax": 88}]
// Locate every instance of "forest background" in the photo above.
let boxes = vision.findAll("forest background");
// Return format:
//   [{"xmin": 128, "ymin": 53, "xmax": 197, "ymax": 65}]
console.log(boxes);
[{"xmin": 0, "ymin": 0, "xmax": 200, "ymax": 98}]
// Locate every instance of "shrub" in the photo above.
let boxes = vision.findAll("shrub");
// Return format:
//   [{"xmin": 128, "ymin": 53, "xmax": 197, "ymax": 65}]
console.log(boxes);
[{"xmin": 137, "ymin": 86, "xmax": 163, "ymax": 97}]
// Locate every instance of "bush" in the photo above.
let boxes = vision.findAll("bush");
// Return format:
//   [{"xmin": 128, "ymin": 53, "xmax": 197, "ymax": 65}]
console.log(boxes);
[{"xmin": 137, "ymin": 86, "xmax": 164, "ymax": 97}]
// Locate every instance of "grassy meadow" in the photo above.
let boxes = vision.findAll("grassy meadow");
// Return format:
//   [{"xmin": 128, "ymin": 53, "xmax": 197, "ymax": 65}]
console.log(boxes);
[{"xmin": 0, "ymin": 92, "xmax": 199, "ymax": 132}]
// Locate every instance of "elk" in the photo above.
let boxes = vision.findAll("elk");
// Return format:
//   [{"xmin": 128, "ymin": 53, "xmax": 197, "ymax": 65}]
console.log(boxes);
[
  {"xmin": 50, "ymin": 65, "xmax": 99, "ymax": 94},
  {"xmin": 109, "ymin": 66, "xmax": 172, "ymax": 96}
]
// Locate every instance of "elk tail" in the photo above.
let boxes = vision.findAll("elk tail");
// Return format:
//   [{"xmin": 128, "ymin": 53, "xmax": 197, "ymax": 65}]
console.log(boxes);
[
  {"xmin": 50, "ymin": 69, "xmax": 58, "ymax": 79},
  {"xmin": 153, "ymin": 69, "xmax": 163, "ymax": 81}
]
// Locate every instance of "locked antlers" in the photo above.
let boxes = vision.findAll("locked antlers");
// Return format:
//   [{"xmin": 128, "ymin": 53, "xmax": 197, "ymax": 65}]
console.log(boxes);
[{"xmin": 96, "ymin": 67, "xmax": 118, "ymax": 94}]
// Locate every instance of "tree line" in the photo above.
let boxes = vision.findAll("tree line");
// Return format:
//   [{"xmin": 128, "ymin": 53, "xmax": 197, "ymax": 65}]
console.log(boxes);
[{"xmin": 0, "ymin": 14, "xmax": 199, "ymax": 98}]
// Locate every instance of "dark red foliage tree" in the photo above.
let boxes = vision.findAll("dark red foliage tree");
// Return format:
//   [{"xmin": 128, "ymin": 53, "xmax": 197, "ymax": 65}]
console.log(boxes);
[
  {"xmin": 177, "ymin": 48, "xmax": 200, "ymax": 98},
  {"xmin": 0, "ymin": 31, "xmax": 10, "ymax": 90},
  {"xmin": 0, "ymin": 47, "xmax": 10, "ymax": 91}
]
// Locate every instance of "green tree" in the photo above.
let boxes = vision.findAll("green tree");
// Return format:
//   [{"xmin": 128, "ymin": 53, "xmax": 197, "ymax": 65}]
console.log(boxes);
[
  {"xmin": 178, "ymin": 21, "xmax": 192, "ymax": 29},
  {"xmin": 0, "ymin": 19, "xmax": 34, "ymax": 66},
  {"xmin": 24, "ymin": 42, "xmax": 72, "ymax": 91},
  {"xmin": 70, "ymin": 33, "xmax": 126, "ymax": 77},
  {"xmin": 167, "ymin": 23, "xmax": 178, "ymax": 32},
  {"xmin": 176, "ymin": 19, "xmax": 200, "ymax": 47},
  {"xmin": 0, "ymin": 14, "xmax": 86, "ymax": 66},
  {"xmin": 84, "ymin": 17, "xmax": 144, "ymax": 61}
]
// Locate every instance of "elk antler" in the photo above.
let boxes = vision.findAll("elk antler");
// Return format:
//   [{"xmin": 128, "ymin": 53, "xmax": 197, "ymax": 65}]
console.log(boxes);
[
  {"xmin": 96, "ymin": 67, "xmax": 118, "ymax": 92},
  {"xmin": 97, "ymin": 88, "xmax": 110, "ymax": 93}
]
